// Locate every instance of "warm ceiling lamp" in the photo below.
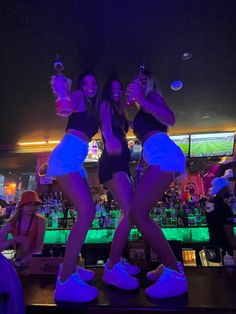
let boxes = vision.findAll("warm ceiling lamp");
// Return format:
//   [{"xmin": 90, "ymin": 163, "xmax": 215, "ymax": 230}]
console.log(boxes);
[
  {"xmin": 16, "ymin": 139, "xmax": 61, "ymax": 153},
  {"xmin": 18, "ymin": 140, "xmax": 60, "ymax": 146}
]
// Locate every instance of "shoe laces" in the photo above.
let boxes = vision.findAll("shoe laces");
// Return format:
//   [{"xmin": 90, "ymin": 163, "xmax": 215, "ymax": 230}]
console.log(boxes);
[
  {"xmin": 72, "ymin": 273, "xmax": 87, "ymax": 286},
  {"xmin": 115, "ymin": 262, "xmax": 130, "ymax": 276},
  {"xmin": 155, "ymin": 267, "xmax": 172, "ymax": 285},
  {"xmin": 120, "ymin": 257, "xmax": 130, "ymax": 266},
  {"xmin": 177, "ymin": 261, "xmax": 184, "ymax": 273}
]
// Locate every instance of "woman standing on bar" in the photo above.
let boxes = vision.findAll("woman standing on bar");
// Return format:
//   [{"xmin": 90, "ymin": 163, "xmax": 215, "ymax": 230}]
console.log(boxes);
[
  {"xmin": 47, "ymin": 71, "xmax": 99, "ymax": 303},
  {"xmin": 98, "ymin": 79, "xmax": 140, "ymax": 290},
  {"xmin": 127, "ymin": 70, "xmax": 188, "ymax": 299}
]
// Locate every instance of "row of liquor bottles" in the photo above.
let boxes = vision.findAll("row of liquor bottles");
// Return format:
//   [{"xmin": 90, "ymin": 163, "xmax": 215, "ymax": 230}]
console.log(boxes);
[{"xmin": 36, "ymin": 190, "xmax": 212, "ymax": 229}]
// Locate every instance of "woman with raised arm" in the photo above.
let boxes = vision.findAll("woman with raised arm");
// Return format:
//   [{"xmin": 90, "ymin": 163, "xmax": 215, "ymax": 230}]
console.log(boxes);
[
  {"xmin": 98, "ymin": 79, "xmax": 140, "ymax": 290},
  {"xmin": 47, "ymin": 71, "xmax": 99, "ymax": 303},
  {"xmin": 127, "ymin": 70, "xmax": 188, "ymax": 299}
]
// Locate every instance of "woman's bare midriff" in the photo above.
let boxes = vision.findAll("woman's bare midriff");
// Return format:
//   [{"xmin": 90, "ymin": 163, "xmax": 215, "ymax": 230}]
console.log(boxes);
[
  {"xmin": 141, "ymin": 130, "xmax": 165, "ymax": 145},
  {"xmin": 66, "ymin": 129, "xmax": 90, "ymax": 143}
]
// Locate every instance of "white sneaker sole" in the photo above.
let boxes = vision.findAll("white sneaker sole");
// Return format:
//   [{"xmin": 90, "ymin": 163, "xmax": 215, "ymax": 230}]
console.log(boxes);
[{"xmin": 103, "ymin": 276, "xmax": 139, "ymax": 291}]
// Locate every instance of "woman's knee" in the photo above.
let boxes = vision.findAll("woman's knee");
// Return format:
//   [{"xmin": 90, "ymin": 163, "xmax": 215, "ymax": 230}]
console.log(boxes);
[
  {"xmin": 128, "ymin": 204, "xmax": 146, "ymax": 226},
  {"xmin": 76, "ymin": 205, "xmax": 96, "ymax": 223}
]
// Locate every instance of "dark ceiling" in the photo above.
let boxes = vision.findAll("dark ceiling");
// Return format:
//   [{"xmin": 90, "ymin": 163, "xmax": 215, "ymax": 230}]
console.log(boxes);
[
  {"xmin": 0, "ymin": 0, "xmax": 236, "ymax": 148},
  {"xmin": 0, "ymin": 153, "xmax": 37, "ymax": 173}
]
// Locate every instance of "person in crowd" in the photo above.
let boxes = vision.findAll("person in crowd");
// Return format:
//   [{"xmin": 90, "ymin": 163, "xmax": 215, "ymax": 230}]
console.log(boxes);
[
  {"xmin": 203, "ymin": 157, "xmax": 236, "ymax": 195},
  {"xmin": 0, "ymin": 253, "xmax": 25, "ymax": 314},
  {"xmin": 205, "ymin": 177, "xmax": 236, "ymax": 264},
  {"xmin": 47, "ymin": 72, "xmax": 100, "ymax": 302},
  {"xmin": 98, "ymin": 79, "xmax": 140, "ymax": 290},
  {"xmin": 0, "ymin": 190, "xmax": 45, "ymax": 267},
  {"xmin": 127, "ymin": 70, "xmax": 188, "ymax": 299},
  {"xmin": 0, "ymin": 199, "xmax": 8, "ymax": 227}
]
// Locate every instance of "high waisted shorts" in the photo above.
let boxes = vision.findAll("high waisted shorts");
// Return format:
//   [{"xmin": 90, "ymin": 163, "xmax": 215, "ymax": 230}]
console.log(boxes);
[
  {"xmin": 47, "ymin": 133, "xmax": 88, "ymax": 178},
  {"xmin": 98, "ymin": 141, "xmax": 131, "ymax": 184},
  {"xmin": 143, "ymin": 133, "xmax": 186, "ymax": 174}
]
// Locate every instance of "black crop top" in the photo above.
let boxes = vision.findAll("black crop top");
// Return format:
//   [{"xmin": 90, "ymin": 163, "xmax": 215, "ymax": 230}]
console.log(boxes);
[
  {"xmin": 133, "ymin": 91, "xmax": 168, "ymax": 140},
  {"xmin": 133, "ymin": 109, "xmax": 168, "ymax": 141},
  {"xmin": 66, "ymin": 101, "xmax": 99, "ymax": 140}
]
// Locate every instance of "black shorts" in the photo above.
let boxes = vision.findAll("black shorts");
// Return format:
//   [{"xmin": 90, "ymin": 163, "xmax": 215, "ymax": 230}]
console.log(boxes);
[{"xmin": 98, "ymin": 142, "xmax": 131, "ymax": 184}]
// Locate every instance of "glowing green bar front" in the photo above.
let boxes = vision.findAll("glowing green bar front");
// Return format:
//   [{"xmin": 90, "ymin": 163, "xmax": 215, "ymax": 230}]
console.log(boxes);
[{"xmin": 43, "ymin": 227, "xmax": 236, "ymax": 244}]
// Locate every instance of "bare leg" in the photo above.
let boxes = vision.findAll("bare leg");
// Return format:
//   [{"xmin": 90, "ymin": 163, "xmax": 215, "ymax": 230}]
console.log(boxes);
[
  {"xmin": 129, "ymin": 165, "xmax": 178, "ymax": 271},
  {"xmin": 106, "ymin": 172, "xmax": 133, "ymax": 268},
  {"xmin": 56, "ymin": 172, "xmax": 95, "ymax": 282}
]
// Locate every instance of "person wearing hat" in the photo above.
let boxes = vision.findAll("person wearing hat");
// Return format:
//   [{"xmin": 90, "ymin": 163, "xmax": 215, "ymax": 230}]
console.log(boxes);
[
  {"xmin": 205, "ymin": 177, "xmax": 236, "ymax": 264},
  {"xmin": 0, "ymin": 190, "xmax": 46, "ymax": 267},
  {"xmin": 0, "ymin": 199, "xmax": 9, "ymax": 227}
]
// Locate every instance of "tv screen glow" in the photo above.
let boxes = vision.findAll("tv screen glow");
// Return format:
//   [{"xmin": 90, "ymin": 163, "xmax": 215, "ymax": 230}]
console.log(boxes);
[
  {"xmin": 190, "ymin": 132, "xmax": 235, "ymax": 157},
  {"xmin": 170, "ymin": 135, "xmax": 190, "ymax": 157}
]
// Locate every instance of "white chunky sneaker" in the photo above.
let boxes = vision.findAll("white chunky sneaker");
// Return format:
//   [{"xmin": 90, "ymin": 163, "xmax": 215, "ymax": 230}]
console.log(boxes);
[
  {"xmin": 103, "ymin": 262, "xmax": 139, "ymax": 290},
  {"xmin": 58, "ymin": 263, "xmax": 95, "ymax": 282},
  {"xmin": 146, "ymin": 261, "xmax": 184, "ymax": 281},
  {"xmin": 120, "ymin": 257, "xmax": 141, "ymax": 275},
  {"xmin": 77, "ymin": 266, "xmax": 95, "ymax": 281},
  {"xmin": 54, "ymin": 272, "xmax": 98, "ymax": 303},
  {"xmin": 145, "ymin": 265, "xmax": 188, "ymax": 299}
]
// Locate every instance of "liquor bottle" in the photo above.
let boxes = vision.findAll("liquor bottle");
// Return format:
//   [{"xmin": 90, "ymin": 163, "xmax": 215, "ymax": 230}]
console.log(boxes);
[
  {"xmin": 104, "ymin": 212, "xmax": 111, "ymax": 228},
  {"xmin": 51, "ymin": 209, "xmax": 59, "ymax": 228},
  {"xmin": 126, "ymin": 61, "xmax": 146, "ymax": 107},
  {"xmin": 54, "ymin": 55, "xmax": 64, "ymax": 75},
  {"xmin": 98, "ymin": 215, "xmax": 105, "ymax": 228},
  {"xmin": 51, "ymin": 55, "xmax": 73, "ymax": 117},
  {"xmin": 91, "ymin": 140, "xmax": 99, "ymax": 160},
  {"xmin": 223, "ymin": 252, "xmax": 235, "ymax": 266}
]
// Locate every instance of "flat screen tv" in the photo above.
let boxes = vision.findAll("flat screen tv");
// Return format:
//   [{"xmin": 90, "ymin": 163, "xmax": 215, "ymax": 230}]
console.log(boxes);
[
  {"xmin": 190, "ymin": 132, "xmax": 235, "ymax": 157},
  {"xmin": 170, "ymin": 135, "xmax": 190, "ymax": 157}
]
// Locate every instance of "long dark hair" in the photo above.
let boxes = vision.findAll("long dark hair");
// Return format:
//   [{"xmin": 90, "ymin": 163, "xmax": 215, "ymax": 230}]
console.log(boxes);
[{"xmin": 101, "ymin": 78, "xmax": 125, "ymax": 115}]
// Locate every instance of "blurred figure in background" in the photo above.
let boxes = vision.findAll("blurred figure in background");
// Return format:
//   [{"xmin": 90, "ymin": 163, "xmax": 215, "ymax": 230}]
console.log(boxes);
[
  {"xmin": 0, "ymin": 253, "xmax": 25, "ymax": 314},
  {"xmin": 0, "ymin": 190, "xmax": 45, "ymax": 267},
  {"xmin": 205, "ymin": 177, "xmax": 236, "ymax": 265}
]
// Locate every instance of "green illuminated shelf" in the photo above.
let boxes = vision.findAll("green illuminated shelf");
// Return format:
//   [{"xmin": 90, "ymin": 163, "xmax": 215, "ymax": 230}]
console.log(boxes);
[{"xmin": 43, "ymin": 227, "xmax": 236, "ymax": 244}]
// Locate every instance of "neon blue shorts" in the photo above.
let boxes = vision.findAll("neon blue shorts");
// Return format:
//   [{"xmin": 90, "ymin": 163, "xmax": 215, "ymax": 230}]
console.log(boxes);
[
  {"xmin": 143, "ymin": 133, "xmax": 186, "ymax": 174},
  {"xmin": 47, "ymin": 134, "xmax": 88, "ymax": 178}
]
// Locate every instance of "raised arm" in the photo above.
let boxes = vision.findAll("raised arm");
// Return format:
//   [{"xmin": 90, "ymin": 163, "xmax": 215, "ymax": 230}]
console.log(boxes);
[
  {"xmin": 139, "ymin": 92, "xmax": 175, "ymax": 127},
  {"xmin": 128, "ymin": 80, "xmax": 175, "ymax": 127}
]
